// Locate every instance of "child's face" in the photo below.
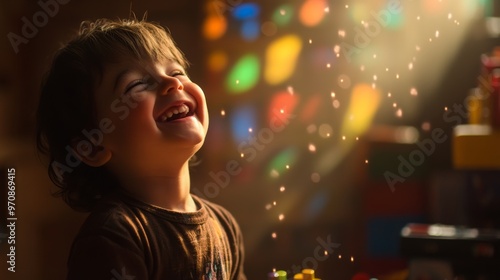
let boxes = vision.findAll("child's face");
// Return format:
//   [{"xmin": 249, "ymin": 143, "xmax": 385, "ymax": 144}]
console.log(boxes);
[{"xmin": 91, "ymin": 58, "xmax": 209, "ymax": 176}]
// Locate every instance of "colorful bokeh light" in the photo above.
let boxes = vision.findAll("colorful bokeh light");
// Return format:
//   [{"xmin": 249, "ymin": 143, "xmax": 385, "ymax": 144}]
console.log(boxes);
[
  {"xmin": 226, "ymin": 54, "xmax": 260, "ymax": 93},
  {"xmin": 232, "ymin": 3, "xmax": 260, "ymax": 20},
  {"xmin": 272, "ymin": 4, "xmax": 294, "ymax": 26},
  {"xmin": 207, "ymin": 51, "xmax": 228, "ymax": 72},
  {"xmin": 241, "ymin": 20, "xmax": 260, "ymax": 41},
  {"xmin": 230, "ymin": 105, "xmax": 257, "ymax": 143},
  {"xmin": 267, "ymin": 92, "xmax": 299, "ymax": 127},
  {"xmin": 266, "ymin": 147, "xmax": 298, "ymax": 176},
  {"xmin": 341, "ymin": 83, "xmax": 382, "ymax": 138},
  {"xmin": 299, "ymin": 0, "xmax": 328, "ymax": 27},
  {"xmin": 202, "ymin": 15, "xmax": 227, "ymax": 40},
  {"xmin": 264, "ymin": 35, "xmax": 302, "ymax": 85}
]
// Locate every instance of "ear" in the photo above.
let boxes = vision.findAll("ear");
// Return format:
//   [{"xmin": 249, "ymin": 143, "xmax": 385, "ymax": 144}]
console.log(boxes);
[{"xmin": 71, "ymin": 139, "xmax": 112, "ymax": 167}]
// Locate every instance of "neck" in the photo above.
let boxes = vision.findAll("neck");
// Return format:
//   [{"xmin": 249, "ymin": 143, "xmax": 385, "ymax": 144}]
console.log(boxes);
[{"xmin": 121, "ymin": 163, "xmax": 197, "ymax": 212}]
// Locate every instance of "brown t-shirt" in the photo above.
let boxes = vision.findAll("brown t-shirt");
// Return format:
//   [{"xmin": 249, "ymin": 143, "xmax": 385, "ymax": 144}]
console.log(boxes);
[{"xmin": 66, "ymin": 193, "xmax": 246, "ymax": 280}]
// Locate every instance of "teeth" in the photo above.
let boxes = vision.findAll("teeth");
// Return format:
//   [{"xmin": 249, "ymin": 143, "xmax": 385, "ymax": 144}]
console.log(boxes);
[{"xmin": 158, "ymin": 104, "xmax": 190, "ymax": 122}]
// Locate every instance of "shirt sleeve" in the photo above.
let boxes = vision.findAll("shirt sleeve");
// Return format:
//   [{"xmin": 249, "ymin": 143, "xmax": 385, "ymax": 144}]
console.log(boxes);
[{"xmin": 67, "ymin": 234, "xmax": 148, "ymax": 280}]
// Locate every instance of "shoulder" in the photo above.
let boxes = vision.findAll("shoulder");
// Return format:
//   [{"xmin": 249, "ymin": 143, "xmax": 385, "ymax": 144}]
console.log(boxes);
[
  {"xmin": 67, "ymin": 196, "xmax": 150, "ymax": 279},
  {"xmin": 70, "ymin": 194, "xmax": 149, "ymax": 255},
  {"xmin": 194, "ymin": 196, "xmax": 242, "ymax": 236}
]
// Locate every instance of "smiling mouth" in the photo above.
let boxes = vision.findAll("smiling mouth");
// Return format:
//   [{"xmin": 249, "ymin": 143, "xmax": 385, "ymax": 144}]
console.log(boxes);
[{"xmin": 157, "ymin": 103, "xmax": 195, "ymax": 123}]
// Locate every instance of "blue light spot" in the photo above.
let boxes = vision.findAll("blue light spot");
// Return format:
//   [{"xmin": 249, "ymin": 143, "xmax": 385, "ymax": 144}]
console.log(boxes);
[
  {"xmin": 303, "ymin": 190, "xmax": 329, "ymax": 221},
  {"xmin": 230, "ymin": 105, "xmax": 256, "ymax": 143},
  {"xmin": 241, "ymin": 20, "xmax": 260, "ymax": 41},
  {"xmin": 232, "ymin": 3, "xmax": 260, "ymax": 20}
]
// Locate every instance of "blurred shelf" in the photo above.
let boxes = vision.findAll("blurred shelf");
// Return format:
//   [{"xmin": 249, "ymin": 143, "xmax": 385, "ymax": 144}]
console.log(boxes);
[{"xmin": 452, "ymin": 125, "xmax": 500, "ymax": 170}]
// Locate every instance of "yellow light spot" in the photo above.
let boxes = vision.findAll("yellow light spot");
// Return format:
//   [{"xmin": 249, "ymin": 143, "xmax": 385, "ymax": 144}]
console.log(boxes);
[{"xmin": 265, "ymin": 35, "xmax": 302, "ymax": 85}]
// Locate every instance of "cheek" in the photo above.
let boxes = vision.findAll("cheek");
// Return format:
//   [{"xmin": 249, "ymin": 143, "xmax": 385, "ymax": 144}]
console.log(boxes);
[{"xmin": 103, "ymin": 97, "xmax": 157, "ymax": 144}]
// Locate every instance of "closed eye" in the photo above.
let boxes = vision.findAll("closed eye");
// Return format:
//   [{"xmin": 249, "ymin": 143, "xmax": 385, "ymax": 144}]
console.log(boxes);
[
  {"xmin": 124, "ymin": 77, "xmax": 156, "ymax": 94},
  {"xmin": 171, "ymin": 70, "xmax": 186, "ymax": 77}
]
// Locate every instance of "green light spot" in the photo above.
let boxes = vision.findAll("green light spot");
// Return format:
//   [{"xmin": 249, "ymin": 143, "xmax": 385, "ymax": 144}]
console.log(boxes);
[
  {"xmin": 272, "ymin": 4, "xmax": 293, "ymax": 26},
  {"xmin": 386, "ymin": 10, "xmax": 403, "ymax": 29},
  {"xmin": 226, "ymin": 54, "xmax": 260, "ymax": 94},
  {"xmin": 267, "ymin": 148, "xmax": 298, "ymax": 175}
]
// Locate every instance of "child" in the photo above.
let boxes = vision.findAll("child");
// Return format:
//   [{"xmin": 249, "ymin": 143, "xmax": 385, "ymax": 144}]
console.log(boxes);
[{"xmin": 36, "ymin": 18, "xmax": 246, "ymax": 280}]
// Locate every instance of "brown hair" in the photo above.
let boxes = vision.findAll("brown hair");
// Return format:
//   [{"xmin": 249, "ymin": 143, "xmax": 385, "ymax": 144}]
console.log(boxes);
[{"xmin": 36, "ymin": 18, "xmax": 188, "ymax": 211}]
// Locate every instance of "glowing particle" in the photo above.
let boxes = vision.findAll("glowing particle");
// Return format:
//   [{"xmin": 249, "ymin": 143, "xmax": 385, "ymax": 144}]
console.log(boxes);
[
  {"xmin": 373, "ymin": 54, "xmax": 377, "ymax": 59},
  {"xmin": 396, "ymin": 74, "xmax": 400, "ymax": 79},
  {"xmin": 345, "ymin": 5, "xmax": 348, "ymax": 9},
  {"xmin": 308, "ymin": 143, "xmax": 316, "ymax": 152},
  {"xmin": 324, "ymin": 7, "xmax": 329, "ymax": 13},
  {"xmin": 309, "ymin": 39, "xmax": 312, "ymax": 44},
  {"xmin": 365, "ymin": 159, "xmax": 369, "ymax": 164},
  {"xmin": 287, "ymin": 86, "xmax": 294, "ymax": 94},
  {"xmin": 360, "ymin": 65, "xmax": 365, "ymax": 71},
  {"xmin": 318, "ymin": 123, "xmax": 333, "ymax": 138},
  {"xmin": 396, "ymin": 108, "xmax": 403, "ymax": 117},
  {"xmin": 248, "ymin": 127, "xmax": 253, "ymax": 133},
  {"xmin": 278, "ymin": 214, "xmax": 285, "ymax": 221},
  {"xmin": 307, "ymin": 124, "xmax": 317, "ymax": 133},
  {"xmin": 444, "ymin": 106, "xmax": 448, "ymax": 111},
  {"xmin": 387, "ymin": 92, "xmax": 392, "ymax": 97},
  {"xmin": 333, "ymin": 45, "xmax": 340, "ymax": 54},
  {"xmin": 421, "ymin": 122, "xmax": 431, "ymax": 131},
  {"xmin": 448, "ymin": 13, "xmax": 452, "ymax": 19},
  {"xmin": 324, "ymin": 250, "xmax": 328, "ymax": 256},
  {"xmin": 332, "ymin": 100, "xmax": 340, "ymax": 108},
  {"xmin": 338, "ymin": 29, "xmax": 346, "ymax": 37},
  {"xmin": 435, "ymin": 30, "xmax": 440, "ymax": 38},
  {"xmin": 337, "ymin": 74, "xmax": 351, "ymax": 89},
  {"xmin": 350, "ymin": 256, "xmax": 354, "ymax": 262},
  {"xmin": 410, "ymin": 87, "xmax": 418, "ymax": 96},
  {"xmin": 272, "ymin": 232, "xmax": 277, "ymax": 239},
  {"xmin": 355, "ymin": 137, "xmax": 359, "ymax": 141},
  {"xmin": 373, "ymin": 75, "xmax": 377, "ymax": 81},
  {"xmin": 280, "ymin": 186, "xmax": 286, "ymax": 192},
  {"xmin": 331, "ymin": 92, "xmax": 336, "ymax": 98},
  {"xmin": 326, "ymin": 63, "xmax": 331, "ymax": 68},
  {"xmin": 338, "ymin": 255, "xmax": 342, "ymax": 259},
  {"xmin": 265, "ymin": 204, "xmax": 272, "ymax": 210},
  {"xmin": 386, "ymin": 68, "xmax": 389, "ymax": 71},
  {"xmin": 221, "ymin": 109, "xmax": 226, "ymax": 116},
  {"xmin": 273, "ymin": 4, "xmax": 293, "ymax": 26},
  {"xmin": 416, "ymin": 45, "xmax": 421, "ymax": 51},
  {"xmin": 270, "ymin": 169, "xmax": 279, "ymax": 178},
  {"xmin": 235, "ymin": 80, "xmax": 240, "ymax": 84},
  {"xmin": 409, "ymin": 62, "xmax": 414, "ymax": 70},
  {"xmin": 342, "ymin": 135, "xmax": 346, "ymax": 140},
  {"xmin": 393, "ymin": 102, "xmax": 397, "ymax": 108},
  {"xmin": 273, "ymin": 201, "xmax": 277, "ymax": 206},
  {"xmin": 240, "ymin": 153, "xmax": 244, "ymax": 158},
  {"xmin": 286, "ymin": 165, "xmax": 290, "ymax": 169},
  {"xmin": 311, "ymin": 172, "xmax": 321, "ymax": 183}
]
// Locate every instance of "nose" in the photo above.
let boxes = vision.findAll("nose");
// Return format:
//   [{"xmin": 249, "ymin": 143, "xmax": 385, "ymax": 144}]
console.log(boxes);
[{"xmin": 159, "ymin": 75, "xmax": 183, "ymax": 95}]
